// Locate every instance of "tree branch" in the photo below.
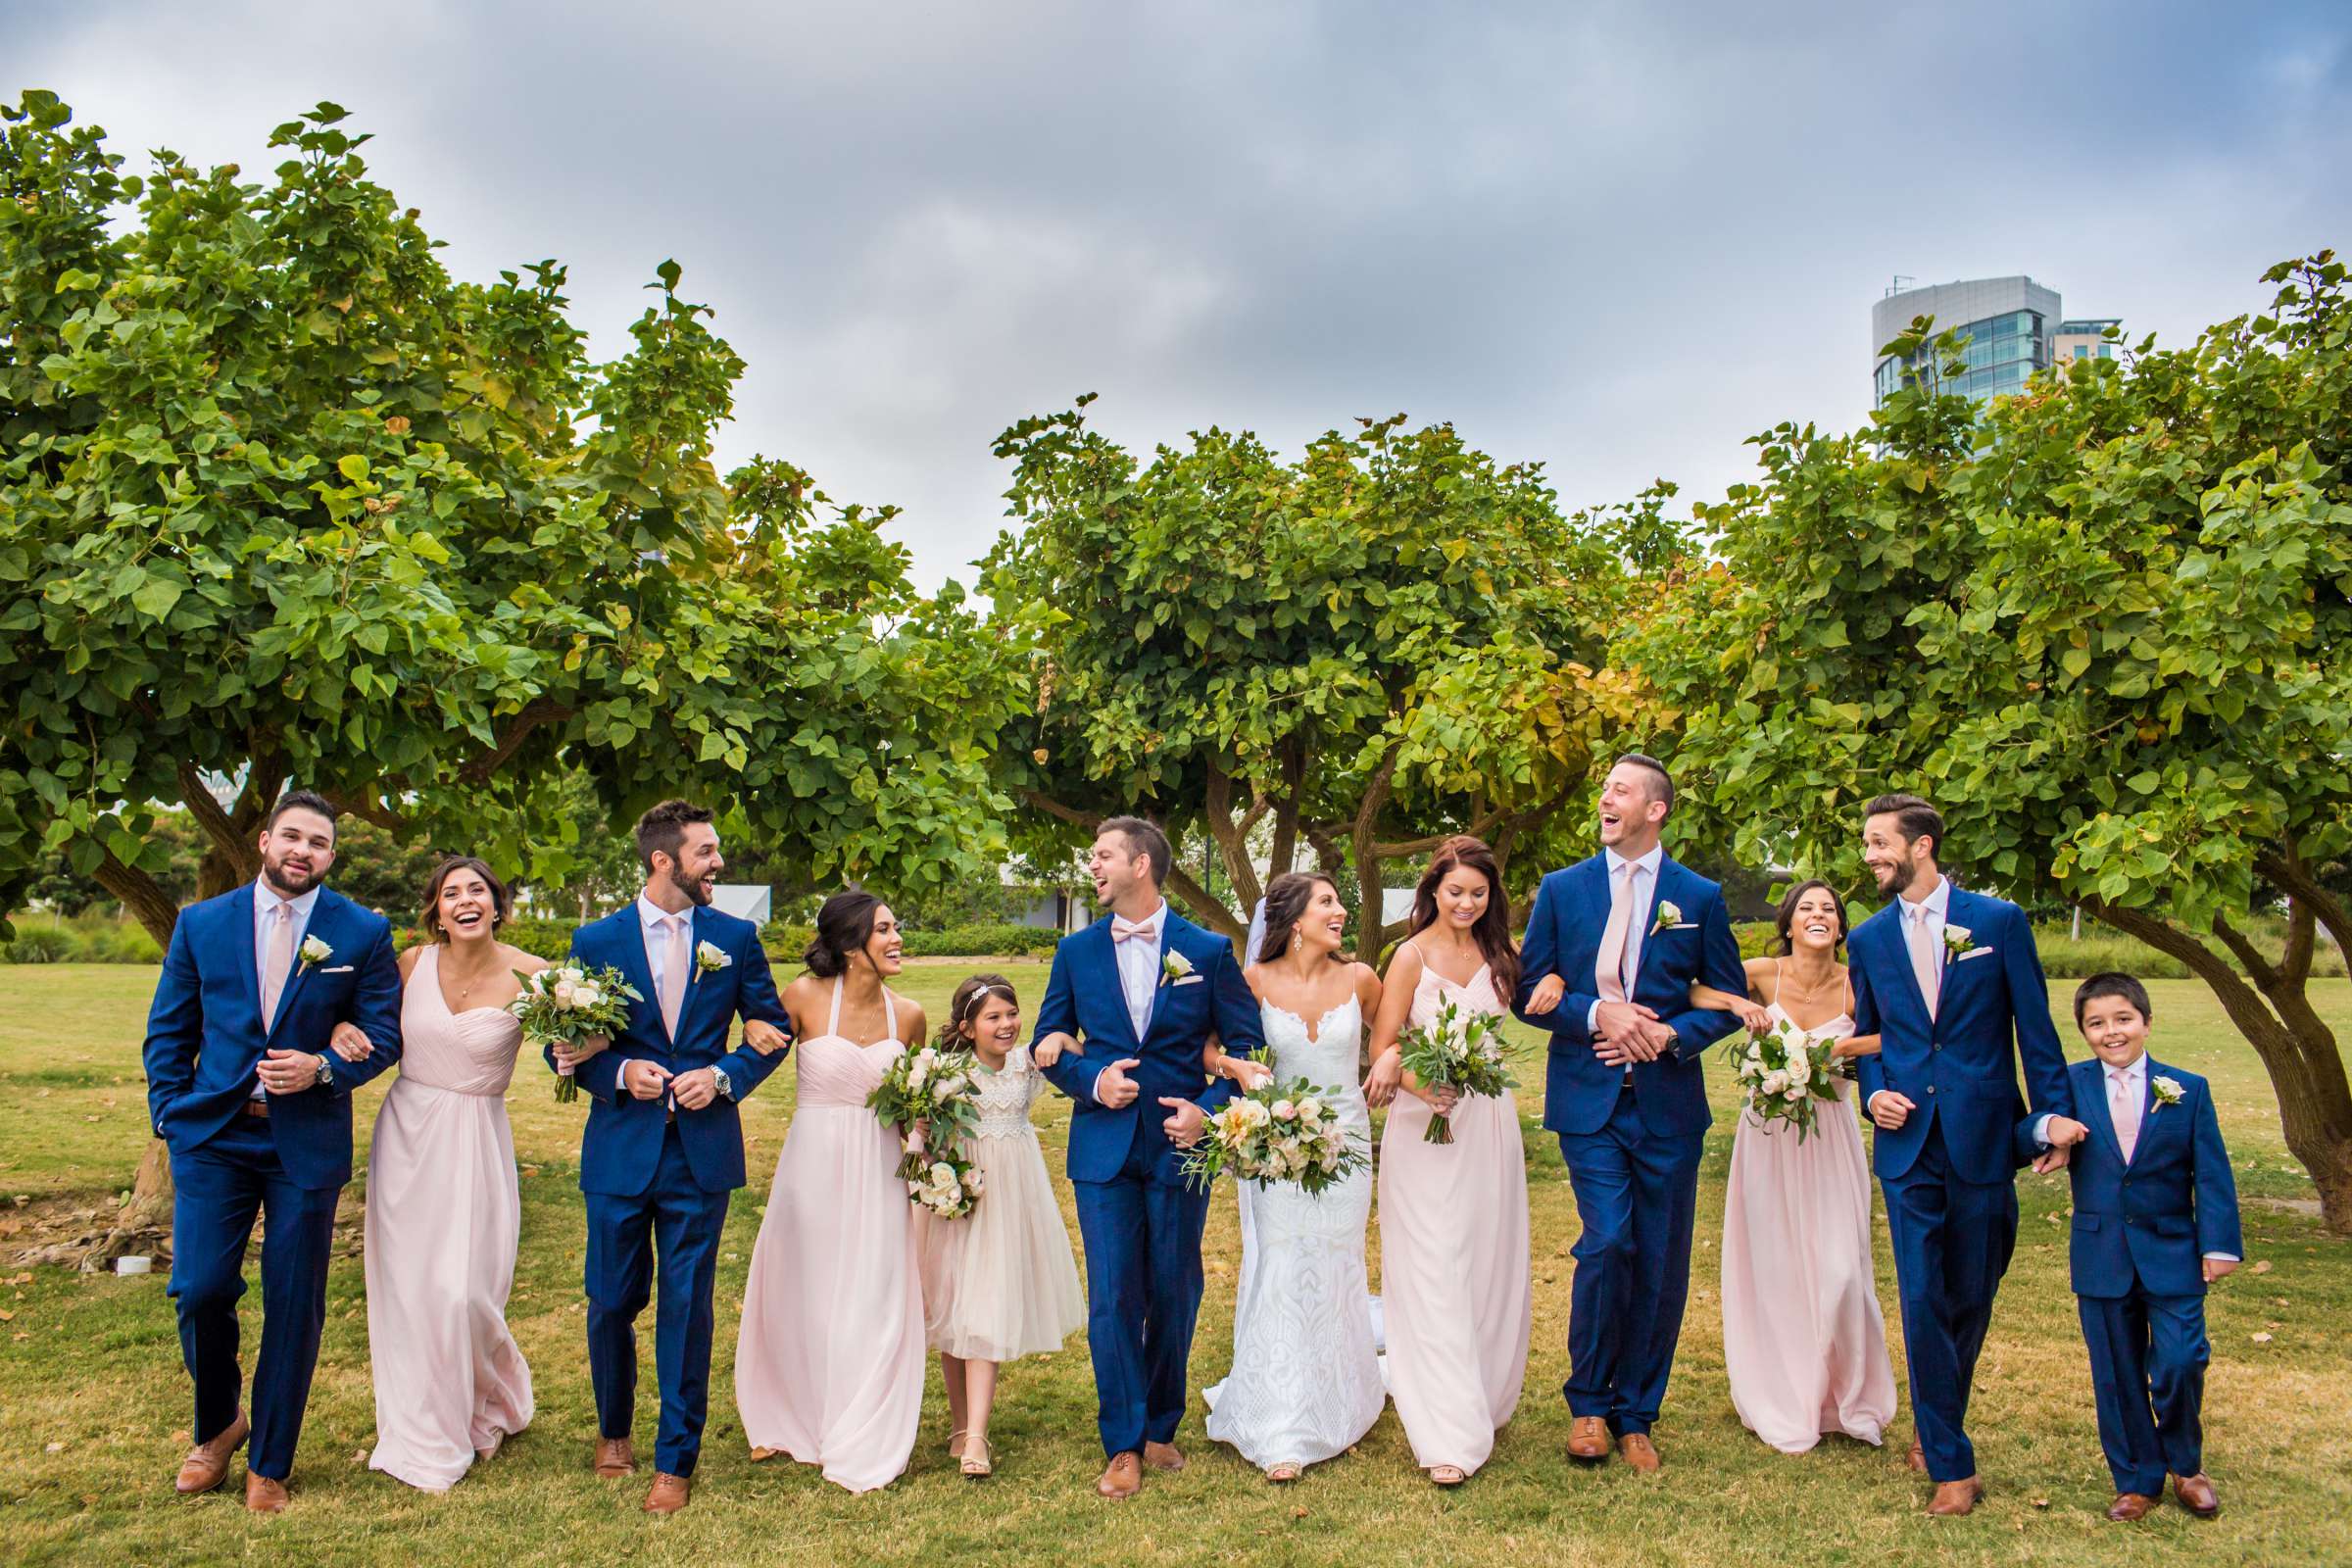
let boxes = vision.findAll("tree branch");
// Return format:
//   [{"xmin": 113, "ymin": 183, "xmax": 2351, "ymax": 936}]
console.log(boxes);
[
  {"xmin": 1162, "ymin": 862, "xmax": 1246, "ymax": 944},
  {"xmin": 1201, "ymin": 758, "xmax": 1263, "ymax": 910},
  {"xmin": 2258, "ymin": 846, "xmax": 2352, "ymax": 973},
  {"xmin": 95, "ymin": 847, "xmax": 182, "ymax": 948},
  {"xmin": 2211, "ymin": 912, "xmax": 2280, "ymax": 992},
  {"xmin": 175, "ymin": 760, "xmax": 256, "ymax": 875},
  {"xmin": 457, "ymin": 698, "xmax": 573, "ymax": 788}
]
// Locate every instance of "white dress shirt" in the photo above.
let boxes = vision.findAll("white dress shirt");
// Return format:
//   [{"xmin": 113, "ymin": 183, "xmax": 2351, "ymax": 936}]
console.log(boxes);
[
  {"xmin": 1586, "ymin": 843, "xmax": 1662, "ymax": 1033},
  {"xmin": 1095, "ymin": 900, "xmax": 1166, "ymax": 1102},
  {"xmin": 251, "ymin": 878, "xmax": 320, "ymax": 1096},
  {"xmin": 2103, "ymin": 1051, "xmax": 2236, "ymax": 1262}
]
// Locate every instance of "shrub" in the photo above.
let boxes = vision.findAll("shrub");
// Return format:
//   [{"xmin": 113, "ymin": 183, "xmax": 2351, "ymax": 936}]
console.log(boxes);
[
  {"xmin": 1, "ymin": 925, "xmax": 76, "ymax": 962},
  {"xmin": 760, "ymin": 919, "xmax": 1064, "ymax": 964}
]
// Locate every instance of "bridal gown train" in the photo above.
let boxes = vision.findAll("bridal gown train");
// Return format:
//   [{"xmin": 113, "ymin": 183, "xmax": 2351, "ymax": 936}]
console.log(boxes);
[{"xmin": 1202, "ymin": 996, "xmax": 1385, "ymax": 1470}]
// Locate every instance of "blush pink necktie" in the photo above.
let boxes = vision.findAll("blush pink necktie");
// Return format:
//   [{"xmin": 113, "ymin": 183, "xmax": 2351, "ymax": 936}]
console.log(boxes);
[
  {"xmin": 1596, "ymin": 861, "xmax": 1634, "ymax": 1004},
  {"xmin": 1905, "ymin": 905, "xmax": 1940, "ymax": 1022},
  {"xmin": 661, "ymin": 915, "xmax": 689, "ymax": 1038},
  {"xmin": 2111, "ymin": 1069, "xmax": 2141, "ymax": 1162},
  {"xmin": 261, "ymin": 901, "xmax": 294, "ymax": 1032}
]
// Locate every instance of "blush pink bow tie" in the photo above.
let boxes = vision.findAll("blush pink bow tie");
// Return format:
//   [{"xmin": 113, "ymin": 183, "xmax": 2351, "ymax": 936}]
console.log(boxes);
[{"xmin": 1111, "ymin": 918, "xmax": 1153, "ymax": 944}]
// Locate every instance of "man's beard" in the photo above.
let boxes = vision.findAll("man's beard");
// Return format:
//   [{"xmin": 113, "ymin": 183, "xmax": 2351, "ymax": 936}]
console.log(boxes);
[
  {"xmin": 263, "ymin": 856, "xmax": 324, "ymax": 898},
  {"xmin": 1876, "ymin": 858, "xmax": 1919, "ymax": 899},
  {"xmin": 667, "ymin": 862, "xmax": 713, "ymax": 907}
]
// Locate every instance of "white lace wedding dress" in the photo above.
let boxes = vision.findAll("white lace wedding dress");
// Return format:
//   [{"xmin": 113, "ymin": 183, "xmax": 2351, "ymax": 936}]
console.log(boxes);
[{"xmin": 1201, "ymin": 996, "xmax": 1386, "ymax": 1470}]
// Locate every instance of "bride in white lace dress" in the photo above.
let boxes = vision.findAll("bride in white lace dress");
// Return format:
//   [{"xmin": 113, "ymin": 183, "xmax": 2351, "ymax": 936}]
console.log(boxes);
[{"xmin": 1201, "ymin": 873, "xmax": 1387, "ymax": 1481}]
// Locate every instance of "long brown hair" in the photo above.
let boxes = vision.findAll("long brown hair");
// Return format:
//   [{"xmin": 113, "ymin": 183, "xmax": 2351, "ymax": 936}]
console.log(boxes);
[
  {"xmin": 1257, "ymin": 872, "xmax": 1345, "ymax": 966},
  {"xmin": 937, "ymin": 972, "xmax": 1019, "ymax": 1050},
  {"xmin": 1408, "ymin": 835, "xmax": 1520, "ymax": 1000},
  {"xmin": 418, "ymin": 857, "xmax": 512, "ymax": 944}
]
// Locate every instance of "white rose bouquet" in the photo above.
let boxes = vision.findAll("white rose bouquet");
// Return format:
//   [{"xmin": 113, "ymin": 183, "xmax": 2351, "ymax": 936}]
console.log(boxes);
[
  {"xmin": 513, "ymin": 963, "xmax": 642, "ymax": 1102},
  {"xmin": 1724, "ymin": 1016, "xmax": 1841, "ymax": 1141},
  {"xmin": 1396, "ymin": 996, "xmax": 1516, "ymax": 1144},
  {"xmin": 1180, "ymin": 1075, "xmax": 1367, "ymax": 1196},
  {"xmin": 869, "ymin": 1043, "xmax": 986, "ymax": 1219}
]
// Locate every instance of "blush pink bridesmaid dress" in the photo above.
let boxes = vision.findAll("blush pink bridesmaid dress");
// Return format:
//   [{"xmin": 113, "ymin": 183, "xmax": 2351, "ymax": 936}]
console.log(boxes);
[
  {"xmin": 1377, "ymin": 957, "xmax": 1532, "ymax": 1477},
  {"xmin": 734, "ymin": 980, "xmax": 924, "ymax": 1493},
  {"xmin": 1718, "ymin": 986, "xmax": 1897, "ymax": 1453},
  {"xmin": 363, "ymin": 944, "xmax": 534, "ymax": 1491}
]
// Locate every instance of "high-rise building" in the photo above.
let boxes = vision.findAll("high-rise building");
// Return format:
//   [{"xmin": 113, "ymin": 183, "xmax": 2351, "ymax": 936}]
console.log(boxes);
[{"xmin": 1871, "ymin": 275, "xmax": 2117, "ymax": 407}]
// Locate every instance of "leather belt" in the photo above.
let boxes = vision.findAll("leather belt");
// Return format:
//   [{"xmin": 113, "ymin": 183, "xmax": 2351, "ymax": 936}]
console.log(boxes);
[{"xmin": 241, "ymin": 1100, "xmax": 270, "ymax": 1119}]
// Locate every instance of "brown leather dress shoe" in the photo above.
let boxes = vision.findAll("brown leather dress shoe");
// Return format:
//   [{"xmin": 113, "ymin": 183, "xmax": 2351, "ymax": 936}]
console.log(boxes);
[
  {"xmin": 594, "ymin": 1437, "xmax": 636, "ymax": 1478},
  {"xmin": 174, "ymin": 1411, "xmax": 249, "ymax": 1495},
  {"xmin": 244, "ymin": 1473, "xmax": 290, "ymax": 1514},
  {"xmin": 1926, "ymin": 1476, "xmax": 1984, "ymax": 1516},
  {"xmin": 2173, "ymin": 1473, "xmax": 2221, "ymax": 1518},
  {"xmin": 1567, "ymin": 1416, "xmax": 1611, "ymax": 1462},
  {"xmin": 2105, "ymin": 1493, "xmax": 2156, "ymax": 1522},
  {"xmin": 643, "ymin": 1472, "xmax": 691, "ymax": 1514},
  {"xmin": 1097, "ymin": 1451, "xmax": 1143, "ymax": 1499},
  {"xmin": 1906, "ymin": 1439, "xmax": 1928, "ymax": 1474},
  {"xmin": 1142, "ymin": 1440, "xmax": 1185, "ymax": 1473},
  {"xmin": 1618, "ymin": 1434, "xmax": 1661, "ymax": 1474}
]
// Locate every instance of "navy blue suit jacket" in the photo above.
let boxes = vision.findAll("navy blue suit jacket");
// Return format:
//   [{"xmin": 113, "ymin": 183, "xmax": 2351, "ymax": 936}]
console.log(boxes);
[
  {"xmin": 142, "ymin": 884, "xmax": 404, "ymax": 1190},
  {"xmin": 2060, "ymin": 1055, "xmax": 2241, "ymax": 1298},
  {"xmin": 1513, "ymin": 853, "xmax": 1746, "ymax": 1138},
  {"xmin": 1850, "ymin": 886, "xmax": 2075, "ymax": 1185},
  {"xmin": 1033, "ymin": 911, "xmax": 1263, "ymax": 1185},
  {"xmin": 561, "ymin": 905, "xmax": 789, "ymax": 1197}
]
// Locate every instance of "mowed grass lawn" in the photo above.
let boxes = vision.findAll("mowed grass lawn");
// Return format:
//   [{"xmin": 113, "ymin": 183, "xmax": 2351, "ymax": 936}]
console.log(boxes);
[{"xmin": 2, "ymin": 963, "xmax": 2349, "ymax": 1568}]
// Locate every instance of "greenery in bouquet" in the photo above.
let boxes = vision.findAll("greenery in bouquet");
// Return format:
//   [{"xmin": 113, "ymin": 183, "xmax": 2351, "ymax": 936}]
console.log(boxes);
[
  {"xmin": 1724, "ymin": 1016, "xmax": 1841, "ymax": 1141},
  {"xmin": 869, "ymin": 1043, "xmax": 986, "ymax": 1217},
  {"xmin": 512, "ymin": 962, "xmax": 641, "ymax": 1102},
  {"xmin": 1396, "ymin": 996, "xmax": 1516, "ymax": 1144},
  {"xmin": 1181, "ymin": 1075, "xmax": 1368, "ymax": 1196}
]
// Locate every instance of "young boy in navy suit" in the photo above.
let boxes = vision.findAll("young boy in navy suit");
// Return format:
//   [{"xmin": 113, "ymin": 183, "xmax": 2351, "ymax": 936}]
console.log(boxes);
[{"xmin": 2057, "ymin": 972, "xmax": 2240, "ymax": 1522}]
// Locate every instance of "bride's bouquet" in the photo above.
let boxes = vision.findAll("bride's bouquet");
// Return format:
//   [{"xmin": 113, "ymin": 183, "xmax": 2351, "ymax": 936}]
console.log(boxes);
[
  {"xmin": 1395, "ymin": 996, "xmax": 1515, "ymax": 1144},
  {"xmin": 1181, "ymin": 1076, "xmax": 1367, "ymax": 1196},
  {"xmin": 513, "ymin": 962, "xmax": 641, "ymax": 1102},
  {"xmin": 869, "ymin": 1043, "xmax": 986, "ymax": 1219},
  {"xmin": 1725, "ymin": 1016, "xmax": 1841, "ymax": 1141}
]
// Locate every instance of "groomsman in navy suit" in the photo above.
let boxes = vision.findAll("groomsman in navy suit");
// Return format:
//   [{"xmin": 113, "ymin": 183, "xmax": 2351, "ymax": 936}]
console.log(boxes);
[
  {"xmin": 1848, "ymin": 793, "xmax": 2084, "ymax": 1515},
  {"xmin": 561, "ymin": 800, "xmax": 790, "ymax": 1514},
  {"xmin": 2057, "ymin": 972, "xmax": 2239, "ymax": 1522},
  {"xmin": 1033, "ymin": 816, "xmax": 1263, "ymax": 1500},
  {"xmin": 1516, "ymin": 755, "xmax": 1746, "ymax": 1472},
  {"xmin": 141, "ymin": 791, "xmax": 404, "ymax": 1512}
]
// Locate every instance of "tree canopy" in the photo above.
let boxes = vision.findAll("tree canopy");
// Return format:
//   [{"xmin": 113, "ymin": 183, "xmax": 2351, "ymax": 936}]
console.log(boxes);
[
  {"xmin": 979, "ymin": 398, "xmax": 1675, "ymax": 958},
  {"xmin": 1641, "ymin": 251, "xmax": 2352, "ymax": 1230},
  {"xmin": 0, "ymin": 91, "xmax": 1011, "ymax": 945}
]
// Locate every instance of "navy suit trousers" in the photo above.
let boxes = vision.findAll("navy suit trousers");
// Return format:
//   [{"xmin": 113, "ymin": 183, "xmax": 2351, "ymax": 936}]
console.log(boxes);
[
  {"xmin": 167, "ymin": 1115, "xmax": 341, "ymax": 1480},
  {"xmin": 583, "ymin": 1123, "xmax": 732, "ymax": 1476}
]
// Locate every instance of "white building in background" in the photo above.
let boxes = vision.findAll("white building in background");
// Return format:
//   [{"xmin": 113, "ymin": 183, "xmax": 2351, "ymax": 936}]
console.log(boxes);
[
  {"xmin": 711, "ymin": 884, "xmax": 772, "ymax": 925},
  {"xmin": 1872, "ymin": 274, "xmax": 2119, "ymax": 407}
]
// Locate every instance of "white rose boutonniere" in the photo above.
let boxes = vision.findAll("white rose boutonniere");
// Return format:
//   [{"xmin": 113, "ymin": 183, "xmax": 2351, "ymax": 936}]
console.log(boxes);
[
  {"xmin": 1652, "ymin": 901, "xmax": 1683, "ymax": 934},
  {"xmin": 1942, "ymin": 923, "xmax": 1974, "ymax": 959},
  {"xmin": 297, "ymin": 935, "xmax": 332, "ymax": 973},
  {"xmin": 2151, "ymin": 1075, "xmax": 2183, "ymax": 1109},
  {"xmin": 1161, "ymin": 950, "xmax": 1195, "ymax": 988},
  {"xmin": 694, "ymin": 940, "xmax": 731, "ymax": 982}
]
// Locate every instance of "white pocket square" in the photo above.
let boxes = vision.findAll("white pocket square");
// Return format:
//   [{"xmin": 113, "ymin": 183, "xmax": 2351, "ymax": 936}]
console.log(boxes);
[
  {"xmin": 1667, "ymin": 922, "xmax": 1700, "ymax": 931},
  {"xmin": 320, "ymin": 965, "xmax": 356, "ymax": 973},
  {"xmin": 1955, "ymin": 948, "xmax": 1995, "ymax": 962},
  {"xmin": 1171, "ymin": 974, "xmax": 1205, "ymax": 986}
]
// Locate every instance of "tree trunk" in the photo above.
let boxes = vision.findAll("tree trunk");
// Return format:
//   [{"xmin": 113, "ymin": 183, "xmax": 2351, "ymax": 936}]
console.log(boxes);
[{"xmin": 94, "ymin": 851, "xmax": 181, "ymax": 948}]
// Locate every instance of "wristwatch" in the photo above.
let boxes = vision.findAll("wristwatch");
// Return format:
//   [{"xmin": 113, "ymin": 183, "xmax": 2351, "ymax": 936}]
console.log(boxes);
[
  {"xmin": 316, "ymin": 1054, "xmax": 336, "ymax": 1089},
  {"xmin": 711, "ymin": 1064, "xmax": 734, "ymax": 1101}
]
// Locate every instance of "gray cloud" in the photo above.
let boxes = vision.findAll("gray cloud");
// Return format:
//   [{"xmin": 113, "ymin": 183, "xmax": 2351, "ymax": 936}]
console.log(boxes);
[{"xmin": 11, "ymin": 0, "xmax": 2348, "ymax": 587}]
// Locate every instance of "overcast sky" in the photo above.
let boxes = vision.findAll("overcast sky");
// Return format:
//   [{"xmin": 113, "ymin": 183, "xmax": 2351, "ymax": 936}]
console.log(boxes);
[{"xmin": 11, "ymin": 2, "xmax": 2348, "ymax": 591}]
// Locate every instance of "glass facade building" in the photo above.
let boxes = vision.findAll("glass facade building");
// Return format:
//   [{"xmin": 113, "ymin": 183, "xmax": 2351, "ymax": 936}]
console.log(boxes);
[{"xmin": 1870, "ymin": 276, "xmax": 2113, "ymax": 409}]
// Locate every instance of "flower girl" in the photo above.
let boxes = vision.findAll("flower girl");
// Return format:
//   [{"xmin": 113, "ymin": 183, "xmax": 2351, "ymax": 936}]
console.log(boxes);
[{"xmin": 915, "ymin": 973, "xmax": 1086, "ymax": 1477}]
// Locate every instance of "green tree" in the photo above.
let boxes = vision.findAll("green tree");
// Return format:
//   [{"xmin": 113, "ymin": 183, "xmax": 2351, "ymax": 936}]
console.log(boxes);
[
  {"xmin": 979, "ymin": 399, "xmax": 1667, "ymax": 960},
  {"xmin": 0, "ymin": 92, "xmax": 1012, "ymax": 952},
  {"xmin": 1641, "ymin": 252, "xmax": 2352, "ymax": 1231}
]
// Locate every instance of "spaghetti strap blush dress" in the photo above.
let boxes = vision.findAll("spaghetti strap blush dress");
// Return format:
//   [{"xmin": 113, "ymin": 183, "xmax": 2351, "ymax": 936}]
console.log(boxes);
[
  {"xmin": 734, "ymin": 980, "xmax": 925, "ymax": 1493},
  {"xmin": 1376, "ymin": 957, "xmax": 1532, "ymax": 1478}
]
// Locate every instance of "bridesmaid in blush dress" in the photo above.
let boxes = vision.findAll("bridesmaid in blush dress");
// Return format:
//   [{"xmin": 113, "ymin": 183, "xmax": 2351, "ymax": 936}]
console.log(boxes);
[
  {"xmin": 1692, "ymin": 879, "xmax": 1897, "ymax": 1455},
  {"xmin": 735, "ymin": 891, "xmax": 928, "ymax": 1494},
  {"xmin": 336, "ymin": 858, "xmax": 547, "ymax": 1493},
  {"xmin": 1364, "ymin": 837, "xmax": 1532, "ymax": 1487}
]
